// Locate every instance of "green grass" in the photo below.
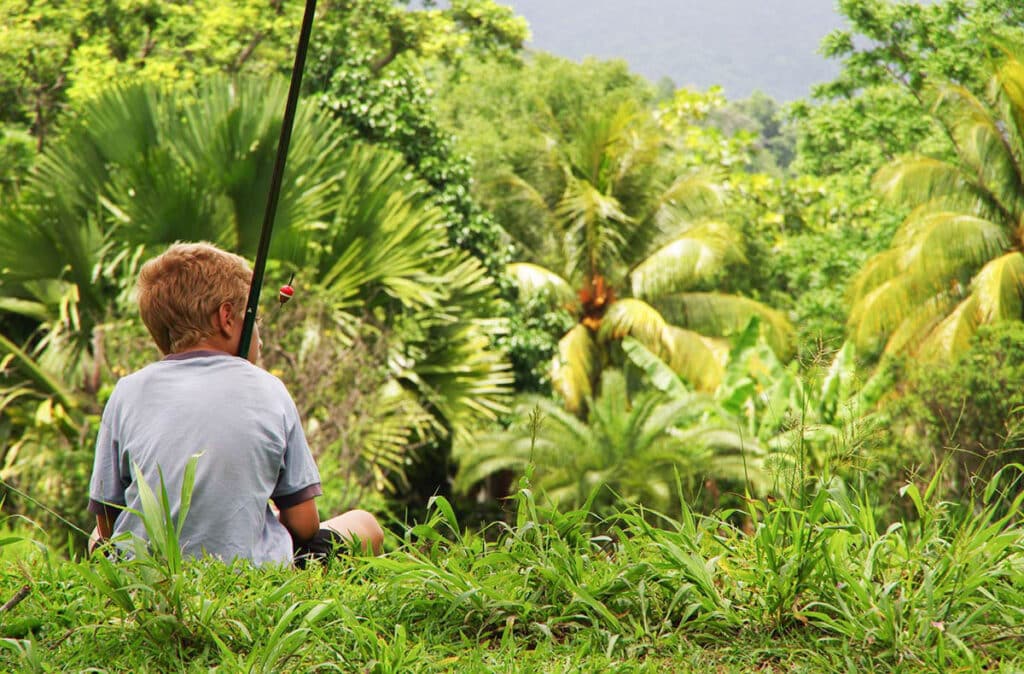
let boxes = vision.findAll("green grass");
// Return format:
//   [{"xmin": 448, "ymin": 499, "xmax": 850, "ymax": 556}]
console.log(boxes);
[{"xmin": 1, "ymin": 469, "xmax": 1023, "ymax": 672}]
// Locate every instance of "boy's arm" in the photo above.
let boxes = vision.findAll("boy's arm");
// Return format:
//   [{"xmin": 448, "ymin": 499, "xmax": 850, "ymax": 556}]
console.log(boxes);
[
  {"xmin": 273, "ymin": 390, "xmax": 323, "ymax": 544},
  {"xmin": 278, "ymin": 499, "xmax": 320, "ymax": 543},
  {"xmin": 89, "ymin": 406, "xmax": 126, "ymax": 547},
  {"xmin": 96, "ymin": 512, "xmax": 115, "ymax": 539}
]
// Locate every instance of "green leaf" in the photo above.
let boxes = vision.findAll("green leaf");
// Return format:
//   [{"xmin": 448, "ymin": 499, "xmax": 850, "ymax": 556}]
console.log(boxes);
[
  {"xmin": 506, "ymin": 262, "xmax": 576, "ymax": 308},
  {"xmin": 629, "ymin": 221, "xmax": 743, "ymax": 299},
  {"xmin": 552, "ymin": 325, "xmax": 599, "ymax": 415},
  {"xmin": 621, "ymin": 336, "xmax": 688, "ymax": 398},
  {"xmin": 176, "ymin": 453, "xmax": 202, "ymax": 538}
]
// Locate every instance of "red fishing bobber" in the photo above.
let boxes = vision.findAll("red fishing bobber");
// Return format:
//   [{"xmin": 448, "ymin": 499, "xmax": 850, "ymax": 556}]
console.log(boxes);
[{"xmin": 278, "ymin": 273, "xmax": 295, "ymax": 304}]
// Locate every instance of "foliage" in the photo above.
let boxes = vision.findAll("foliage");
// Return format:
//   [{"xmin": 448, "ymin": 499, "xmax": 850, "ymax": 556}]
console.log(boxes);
[
  {"xmin": 433, "ymin": 54, "xmax": 666, "ymax": 394},
  {"xmin": 0, "ymin": 0, "xmax": 526, "ymax": 145},
  {"xmin": 261, "ymin": 293, "xmax": 427, "ymax": 508},
  {"xmin": 0, "ymin": 74, "xmax": 513, "ymax": 531},
  {"xmin": 848, "ymin": 49, "xmax": 1024, "ymax": 358},
  {"xmin": 305, "ymin": 1, "xmax": 556, "ymax": 391},
  {"xmin": 0, "ymin": 402, "xmax": 94, "ymax": 543},
  {"xmin": 0, "ymin": 76, "xmax": 346, "ymax": 393},
  {"xmin": 434, "ymin": 52, "xmax": 655, "ymax": 248},
  {"xmin": 885, "ymin": 321, "xmax": 1024, "ymax": 493},
  {"xmin": 790, "ymin": 87, "xmax": 941, "ymax": 179},
  {"xmin": 312, "ymin": 32, "xmax": 507, "ymax": 275},
  {"xmin": 0, "ymin": 124, "xmax": 33, "ymax": 198},
  {"xmin": 453, "ymin": 369, "xmax": 764, "ymax": 515},
  {"xmin": 623, "ymin": 320, "xmax": 877, "ymax": 496},
  {"xmin": 794, "ymin": 0, "xmax": 1024, "ymax": 178},
  {"xmin": 0, "ymin": 0, "xmax": 304, "ymax": 149},
  {"xmin": 723, "ymin": 172, "xmax": 903, "ymax": 361}
]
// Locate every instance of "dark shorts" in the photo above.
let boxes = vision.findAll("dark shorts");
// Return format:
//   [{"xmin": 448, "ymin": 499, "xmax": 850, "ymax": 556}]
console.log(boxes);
[{"xmin": 293, "ymin": 528, "xmax": 348, "ymax": 569}]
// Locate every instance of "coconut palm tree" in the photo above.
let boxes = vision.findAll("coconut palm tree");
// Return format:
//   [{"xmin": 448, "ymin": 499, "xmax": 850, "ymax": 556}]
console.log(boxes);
[
  {"xmin": 505, "ymin": 101, "xmax": 793, "ymax": 413},
  {"xmin": 848, "ymin": 49, "xmax": 1024, "ymax": 357}
]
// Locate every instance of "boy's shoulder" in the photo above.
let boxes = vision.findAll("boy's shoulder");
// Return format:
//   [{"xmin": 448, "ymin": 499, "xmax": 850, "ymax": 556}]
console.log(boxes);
[{"xmin": 114, "ymin": 352, "xmax": 290, "ymax": 397}]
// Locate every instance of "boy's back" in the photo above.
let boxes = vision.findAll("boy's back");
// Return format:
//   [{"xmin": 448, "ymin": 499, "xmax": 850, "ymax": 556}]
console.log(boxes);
[{"xmin": 89, "ymin": 350, "xmax": 320, "ymax": 566}]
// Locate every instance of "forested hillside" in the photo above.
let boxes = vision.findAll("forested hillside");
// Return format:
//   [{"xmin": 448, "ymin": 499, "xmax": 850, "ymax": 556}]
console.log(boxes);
[
  {"xmin": 484, "ymin": 0, "xmax": 846, "ymax": 100},
  {"xmin": 1, "ymin": 1, "xmax": 1024, "ymax": 670}
]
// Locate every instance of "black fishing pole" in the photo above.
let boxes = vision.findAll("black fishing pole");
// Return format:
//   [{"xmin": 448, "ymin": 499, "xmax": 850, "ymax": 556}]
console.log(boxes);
[{"xmin": 238, "ymin": 0, "xmax": 318, "ymax": 358}]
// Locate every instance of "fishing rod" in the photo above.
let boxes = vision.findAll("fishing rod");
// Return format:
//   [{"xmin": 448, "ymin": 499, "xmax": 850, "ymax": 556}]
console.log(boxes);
[{"xmin": 238, "ymin": 0, "xmax": 318, "ymax": 358}]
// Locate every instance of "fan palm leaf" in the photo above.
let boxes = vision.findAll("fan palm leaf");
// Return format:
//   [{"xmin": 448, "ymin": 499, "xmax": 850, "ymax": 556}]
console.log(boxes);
[
  {"xmin": 397, "ymin": 256, "xmax": 514, "ymax": 441},
  {"xmin": 170, "ymin": 77, "xmax": 342, "ymax": 261},
  {"xmin": 318, "ymin": 144, "xmax": 449, "ymax": 311}
]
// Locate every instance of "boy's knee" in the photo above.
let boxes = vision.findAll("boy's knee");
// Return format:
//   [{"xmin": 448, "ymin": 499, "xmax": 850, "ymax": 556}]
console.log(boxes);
[
  {"xmin": 352, "ymin": 510, "xmax": 385, "ymax": 554},
  {"xmin": 324, "ymin": 509, "xmax": 384, "ymax": 555}
]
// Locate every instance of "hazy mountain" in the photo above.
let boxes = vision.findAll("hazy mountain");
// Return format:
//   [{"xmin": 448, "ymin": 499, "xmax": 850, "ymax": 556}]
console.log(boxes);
[{"xmin": 498, "ymin": 0, "xmax": 847, "ymax": 102}]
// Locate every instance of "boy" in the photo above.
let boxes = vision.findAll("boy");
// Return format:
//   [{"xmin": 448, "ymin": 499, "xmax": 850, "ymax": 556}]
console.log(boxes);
[{"xmin": 88, "ymin": 242, "xmax": 383, "ymax": 566}]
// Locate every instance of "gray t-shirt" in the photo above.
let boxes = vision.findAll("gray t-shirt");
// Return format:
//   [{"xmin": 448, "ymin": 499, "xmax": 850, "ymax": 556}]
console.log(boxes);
[{"xmin": 88, "ymin": 351, "xmax": 321, "ymax": 566}]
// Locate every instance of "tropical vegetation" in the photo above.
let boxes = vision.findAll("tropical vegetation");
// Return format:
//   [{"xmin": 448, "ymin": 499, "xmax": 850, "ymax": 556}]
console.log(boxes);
[{"xmin": 2, "ymin": 0, "xmax": 1024, "ymax": 670}]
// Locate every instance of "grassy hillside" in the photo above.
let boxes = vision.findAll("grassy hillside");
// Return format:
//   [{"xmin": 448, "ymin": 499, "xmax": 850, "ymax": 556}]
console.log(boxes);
[{"xmin": 1, "ymin": 474, "xmax": 1022, "ymax": 672}]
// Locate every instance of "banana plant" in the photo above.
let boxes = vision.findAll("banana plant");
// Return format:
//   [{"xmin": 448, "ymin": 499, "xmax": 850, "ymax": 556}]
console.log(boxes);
[{"xmin": 623, "ymin": 317, "xmax": 865, "ymax": 478}]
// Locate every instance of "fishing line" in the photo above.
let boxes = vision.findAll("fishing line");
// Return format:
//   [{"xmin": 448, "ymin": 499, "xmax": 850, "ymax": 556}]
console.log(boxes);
[{"xmin": 0, "ymin": 478, "xmax": 92, "ymax": 538}]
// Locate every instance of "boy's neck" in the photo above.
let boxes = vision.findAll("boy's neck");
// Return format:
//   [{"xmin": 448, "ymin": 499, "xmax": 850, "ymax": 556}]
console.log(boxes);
[
  {"xmin": 164, "ymin": 349, "xmax": 228, "ymax": 361},
  {"xmin": 175, "ymin": 337, "xmax": 235, "ymax": 357}
]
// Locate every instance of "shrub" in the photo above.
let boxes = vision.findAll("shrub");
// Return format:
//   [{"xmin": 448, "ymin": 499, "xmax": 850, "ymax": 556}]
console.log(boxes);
[{"xmin": 888, "ymin": 321, "xmax": 1024, "ymax": 495}]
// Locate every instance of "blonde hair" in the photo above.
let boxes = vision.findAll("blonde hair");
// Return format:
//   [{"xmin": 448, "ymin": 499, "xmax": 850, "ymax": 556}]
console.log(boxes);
[{"xmin": 137, "ymin": 242, "xmax": 252, "ymax": 354}]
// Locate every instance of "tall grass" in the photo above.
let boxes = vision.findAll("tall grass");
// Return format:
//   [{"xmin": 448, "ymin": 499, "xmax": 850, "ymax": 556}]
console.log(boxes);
[{"xmin": 1, "ymin": 460, "xmax": 1023, "ymax": 670}]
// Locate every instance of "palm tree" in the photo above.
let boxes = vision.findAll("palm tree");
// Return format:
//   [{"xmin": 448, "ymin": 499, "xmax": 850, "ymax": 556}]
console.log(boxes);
[
  {"xmin": 848, "ymin": 49, "xmax": 1024, "ymax": 357},
  {"xmin": 505, "ymin": 101, "xmax": 793, "ymax": 413},
  {"xmin": 314, "ymin": 144, "xmax": 513, "ymax": 443},
  {"xmin": 453, "ymin": 369, "xmax": 763, "ymax": 515}
]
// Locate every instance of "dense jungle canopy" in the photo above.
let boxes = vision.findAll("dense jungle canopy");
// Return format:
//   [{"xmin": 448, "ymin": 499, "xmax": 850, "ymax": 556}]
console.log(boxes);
[
  {"xmin": 0, "ymin": 0, "xmax": 1021, "ymax": 542},
  {"xmin": 3, "ymin": 2, "xmax": 1024, "ymax": 671}
]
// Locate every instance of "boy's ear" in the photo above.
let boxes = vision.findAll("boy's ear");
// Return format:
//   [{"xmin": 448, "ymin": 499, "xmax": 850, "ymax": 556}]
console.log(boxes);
[{"xmin": 215, "ymin": 302, "xmax": 236, "ymax": 336}]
